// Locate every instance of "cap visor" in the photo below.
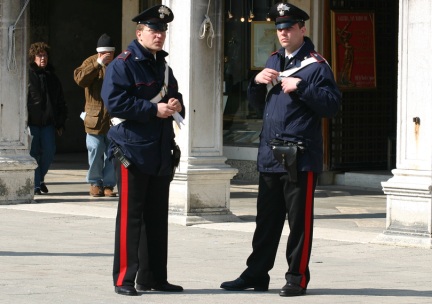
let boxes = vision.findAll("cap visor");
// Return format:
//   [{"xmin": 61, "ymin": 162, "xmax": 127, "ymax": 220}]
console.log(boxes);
[
  {"xmin": 144, "ymin": 23, "xmax": 167, "ymax": 31},
  {"xmin": 276, "ymin": 21, "xmax": 297, "ymax": 29}
]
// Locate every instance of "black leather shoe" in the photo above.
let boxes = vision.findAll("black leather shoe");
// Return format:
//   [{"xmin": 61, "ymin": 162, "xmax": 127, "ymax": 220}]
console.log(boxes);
[
  {"xmin": 279, "ymin": 282, "xmax": 306, "ymax": 297},
  {"xmin": 115, "ymin": 286, "xmax": 138, "ymax": 296},
  {"xmin": 152, "ymin": 282, "xmax": 183, "ymax": 292},
  {"xmin": 34, "ymin": 188, "xmax": 42, "ymax": 195},
  {"xmin": 40, "ymin": 183, "xmax": 49, "ymax": 193},
  {"xmin": 220, "ymin": 277, "xmax": 268, "ymax": 291}
]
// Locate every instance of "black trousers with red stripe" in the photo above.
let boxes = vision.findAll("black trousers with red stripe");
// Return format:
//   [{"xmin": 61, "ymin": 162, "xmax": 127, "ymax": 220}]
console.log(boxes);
[
  {"xmin": 113, "ymin": 160, "xmax": 171, "ymax": 287},
  {"xmin": 241, "ymin": 171, "xmax": 317, "ymax": 289}
]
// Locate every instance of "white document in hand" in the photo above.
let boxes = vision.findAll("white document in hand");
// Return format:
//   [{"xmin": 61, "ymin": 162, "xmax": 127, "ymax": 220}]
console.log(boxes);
[{"xmin": 173, "ymin": 112, "xmax": 185, "ymax": 129}]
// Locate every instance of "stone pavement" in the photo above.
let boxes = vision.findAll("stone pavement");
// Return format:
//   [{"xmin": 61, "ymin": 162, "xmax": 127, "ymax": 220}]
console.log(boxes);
[{"xmin": 0, "ymin": 153, "xmax": 431, "ymax": 304}]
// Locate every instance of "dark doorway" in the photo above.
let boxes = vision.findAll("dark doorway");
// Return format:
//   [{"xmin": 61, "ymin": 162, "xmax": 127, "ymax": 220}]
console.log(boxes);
[
  {"xmin": 30, "ymin": 0, "xmax": 122, "ymax": 152},
  {"xmin": 328, "ymin": 0, "xmax": 399, "ymax": 171}
]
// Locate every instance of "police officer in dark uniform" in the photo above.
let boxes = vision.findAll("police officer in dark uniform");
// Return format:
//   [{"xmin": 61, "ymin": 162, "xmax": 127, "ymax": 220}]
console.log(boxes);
[
  {"xmin": 101, "ymin": 4, "xmax": 185, "ymax": 296},
  {"xmin": 221, "ymin": 2, "xmax": 341, "ymax": 297}
]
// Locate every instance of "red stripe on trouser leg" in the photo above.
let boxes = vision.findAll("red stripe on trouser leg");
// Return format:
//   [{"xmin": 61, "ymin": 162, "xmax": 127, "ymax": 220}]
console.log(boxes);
[
  {"xmin": 300, "ymin": 171, "xmax": 314, "ymax": 288},
  {"xmin": 116, "ymin": 164, "xmax": 129, "ymax": 286}
]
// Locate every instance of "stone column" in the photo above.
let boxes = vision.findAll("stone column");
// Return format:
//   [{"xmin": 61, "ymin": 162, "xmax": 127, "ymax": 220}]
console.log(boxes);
[
  {"xmin": 0, "ymin": 0, "xmax": 37, "ymax": 204},
  {"xmin": 121, "ymin": 0, "xmax": 139, "ymax": 49},
  {"xmin": 380, "ymin": 0, "xmax": 432, "ymax": 248},
  {"xmin": 163, "ymin": 0, "xmax": 238, "ymax": 225}
]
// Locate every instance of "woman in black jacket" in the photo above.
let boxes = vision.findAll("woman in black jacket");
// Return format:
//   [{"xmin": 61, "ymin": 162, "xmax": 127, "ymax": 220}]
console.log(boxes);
[{"xmin": 27, "ymin": 42, "xmax": 68, "ymax": 195}]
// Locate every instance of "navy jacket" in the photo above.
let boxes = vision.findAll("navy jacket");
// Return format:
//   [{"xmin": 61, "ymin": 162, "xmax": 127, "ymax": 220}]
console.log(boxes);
[
  {"xmin": 101, "ymin": 40, "xmax": 185, "ymax": 176},
  {"xmin": 248, "ymin": 37, "xmax": 341, "ymax": 173}
]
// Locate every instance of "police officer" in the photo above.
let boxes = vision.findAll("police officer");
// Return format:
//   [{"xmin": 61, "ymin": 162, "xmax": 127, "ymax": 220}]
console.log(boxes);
[
  {"xmin": 101, "ymin": 5, "xmax": 185, "ymax": 296},
  {"xmin": 220, "ymin": 2, "xmax": 341, "ymax": 297}
]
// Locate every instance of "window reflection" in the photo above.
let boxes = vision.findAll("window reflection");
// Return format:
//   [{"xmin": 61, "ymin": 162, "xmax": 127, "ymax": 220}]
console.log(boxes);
[{"xmin": 223, "ymin": 0, "xmax": 273, "ymax": 147}]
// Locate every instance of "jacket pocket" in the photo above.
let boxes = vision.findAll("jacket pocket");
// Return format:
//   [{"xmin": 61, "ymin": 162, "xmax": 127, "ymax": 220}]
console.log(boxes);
[{"xmin": 84, "ymin": 108, "xmax": 101, "ymax": 129}]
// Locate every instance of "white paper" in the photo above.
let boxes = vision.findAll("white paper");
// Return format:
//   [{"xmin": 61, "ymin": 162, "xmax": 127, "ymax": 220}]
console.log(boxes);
[{"xmin": 173, "ymin": 112, "xmax": 185, "ymax": 129}]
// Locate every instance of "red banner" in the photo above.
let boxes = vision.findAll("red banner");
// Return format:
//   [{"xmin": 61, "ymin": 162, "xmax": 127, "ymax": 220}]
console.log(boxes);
[{"xmin": 331, "ymin": 11, "xmax": 376, "ymax": 89}]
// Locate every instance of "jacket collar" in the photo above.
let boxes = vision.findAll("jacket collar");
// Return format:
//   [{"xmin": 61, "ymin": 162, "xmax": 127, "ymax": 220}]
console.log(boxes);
[
  {"xmin": 29, "ymin": 62, "xmax": 54, "ymax": 73},
  {"xmin": 128, "ymin": 39, "xmax": 168, "ymax": 62},
  {"xmin": 277, "ymin": 36, "xmax": 315, "ymax": 61}
]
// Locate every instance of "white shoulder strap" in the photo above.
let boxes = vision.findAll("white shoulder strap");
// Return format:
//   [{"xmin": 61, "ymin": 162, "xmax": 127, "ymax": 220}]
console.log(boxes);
[
  {"xmin": 112, "ymin": 63, "xmax": 170, "ymax": 126},
  {"xmin": 111, "ymin": 63, "xmax": 184, "ymax": 128},
  {"xmin": 266, "ymin": 56, "xmax": 318, "ymax": 93},
  {"xmin": 150, "ymin": 63, "xmax": 170, "ymax": 104},
  {"xmin": 154, "ymin": 63, "xmax": 184, "ymax": 128}
]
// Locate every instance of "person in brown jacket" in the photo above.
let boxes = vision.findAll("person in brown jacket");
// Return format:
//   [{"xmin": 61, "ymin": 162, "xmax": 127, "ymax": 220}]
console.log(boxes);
[{"xmin": 74, "ymin": 33, "xmax": 117, "ymax": 197}]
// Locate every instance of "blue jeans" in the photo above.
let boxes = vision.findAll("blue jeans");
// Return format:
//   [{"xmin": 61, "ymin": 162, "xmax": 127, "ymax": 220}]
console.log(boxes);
[
  {"xmin": 86, "ymin": 133, "xmax": 116, "ymax": 187},
  {"xmin": 29, "ymin": 125, "xmax": 56, "ymax": 190}
]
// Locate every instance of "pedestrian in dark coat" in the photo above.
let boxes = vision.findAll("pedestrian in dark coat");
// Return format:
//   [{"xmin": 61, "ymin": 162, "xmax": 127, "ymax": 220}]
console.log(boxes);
[{"xmin": 28, "ymin": 42, "xmax": 68, "ymax": 195}]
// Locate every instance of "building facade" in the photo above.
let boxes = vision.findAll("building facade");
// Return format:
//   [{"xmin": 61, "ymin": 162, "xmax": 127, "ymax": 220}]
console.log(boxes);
[
  {"xmin": 25, "ymin": 0, "xmax": 400, "ymax": 180},
  {"xmin": 0, "ymin": 0, "xmax": 430, "ymax": 246}
]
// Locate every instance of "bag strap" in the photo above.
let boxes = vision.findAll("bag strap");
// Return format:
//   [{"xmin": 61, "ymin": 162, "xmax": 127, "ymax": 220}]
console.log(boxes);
[
  {"xmin": 111, "ymin": 63, "xmax": 184, "ymax": 128},
  {"xmin": 266, "ymin": 56, "xmax": 318, "ymax": 94},
  {"xmin": 149, "ymin": 63, "xmax": 170, "ymax": 104}
]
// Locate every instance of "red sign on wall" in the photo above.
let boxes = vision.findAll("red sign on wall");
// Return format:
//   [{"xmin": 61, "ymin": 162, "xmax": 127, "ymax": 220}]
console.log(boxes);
[{"xmin": 331, "ymin": 11, "xmax": 376, "ymax": 90}]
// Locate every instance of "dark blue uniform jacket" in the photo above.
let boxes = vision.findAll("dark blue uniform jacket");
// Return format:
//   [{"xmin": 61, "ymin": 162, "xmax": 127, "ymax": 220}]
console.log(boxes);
[
  {"xmin": 248, "ymin": 37, "xmax": 341, "ymax": 173},
  {"xmin": 101, "ymin": 40, "xmax": 185, "ymax": 176}
]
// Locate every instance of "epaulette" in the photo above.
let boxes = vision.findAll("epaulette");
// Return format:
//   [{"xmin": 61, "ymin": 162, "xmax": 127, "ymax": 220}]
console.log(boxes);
[
  {"xmin": 270, "ymin": 51, "xmax": 279, "ymax": 56},
  {"xmin": 310, "ymin": 52, "xmax": 326, "ymax": 63},
  {"xmin": 117, "ymin": 50, "xmax": 131, "ymax": 61}
]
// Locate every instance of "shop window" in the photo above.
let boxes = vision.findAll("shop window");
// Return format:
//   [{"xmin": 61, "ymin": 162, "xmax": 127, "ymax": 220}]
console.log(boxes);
[
  {"xmin": 329, "ymin": 0, "xmax": 398, "ymax": 170},
  {"xmin": 223, "ymin": 0, "xmax": 277, "ymax": 147}
]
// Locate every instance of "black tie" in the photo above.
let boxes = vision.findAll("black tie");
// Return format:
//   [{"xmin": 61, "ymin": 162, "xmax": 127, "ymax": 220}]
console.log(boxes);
[{"xmin": 284, "ymin": 56, "xmax": 294, "ymax": 70}]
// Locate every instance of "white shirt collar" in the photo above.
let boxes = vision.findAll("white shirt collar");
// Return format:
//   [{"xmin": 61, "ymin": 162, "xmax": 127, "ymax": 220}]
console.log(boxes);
[{"xmin": 285, "ymin": 42, "xmax": 305, "ymax": 59}]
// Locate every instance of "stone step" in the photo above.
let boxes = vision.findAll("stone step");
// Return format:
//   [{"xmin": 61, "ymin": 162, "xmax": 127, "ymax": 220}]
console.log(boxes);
[{"xmin": 335, "ymin": 171, "xmax": 392, "ymax": 190}]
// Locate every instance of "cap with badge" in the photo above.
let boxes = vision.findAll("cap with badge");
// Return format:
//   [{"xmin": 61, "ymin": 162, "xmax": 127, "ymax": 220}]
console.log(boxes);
[
  {"xmin": 132, "ymin": 5, "xmax": 174, "ymax": 32},
  {"xmin": 268, "ymin": 2, "xmax": 309, "ymax": 30}
]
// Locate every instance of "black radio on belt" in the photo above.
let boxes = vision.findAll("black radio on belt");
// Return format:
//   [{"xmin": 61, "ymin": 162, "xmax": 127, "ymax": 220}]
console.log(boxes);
[{"xmin": 113, "ymin": 145, "xmax": 131, "ymax": 168}]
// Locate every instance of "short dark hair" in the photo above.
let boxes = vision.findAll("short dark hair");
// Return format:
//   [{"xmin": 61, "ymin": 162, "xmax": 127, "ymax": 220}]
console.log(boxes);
[{"xmin": 29, "ymin": 42, "xmax": 50, "ymax": 61}]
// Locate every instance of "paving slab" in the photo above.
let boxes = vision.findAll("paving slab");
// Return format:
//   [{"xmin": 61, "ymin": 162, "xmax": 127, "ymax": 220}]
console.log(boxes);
[{"xmin": 1, "ymin": 153, "xmax": 431, "ymax": 303}]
